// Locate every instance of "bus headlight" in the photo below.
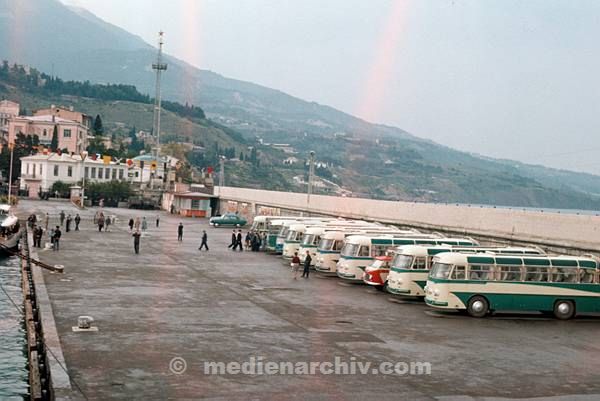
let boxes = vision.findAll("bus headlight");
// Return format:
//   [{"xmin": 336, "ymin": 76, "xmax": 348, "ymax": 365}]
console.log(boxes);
[
  {"xmin": 397, "ymin": 278, "xmax": 403, "ymax": 284},
  {"xmin": 433, "ymin": 289, "xmax": 440, "ymax": 297}
]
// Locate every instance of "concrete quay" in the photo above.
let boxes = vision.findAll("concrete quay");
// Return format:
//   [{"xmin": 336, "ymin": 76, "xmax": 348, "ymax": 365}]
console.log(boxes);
[{"xmin": 14, "ymin": 199, "xmax": 600, "ymax": 400}]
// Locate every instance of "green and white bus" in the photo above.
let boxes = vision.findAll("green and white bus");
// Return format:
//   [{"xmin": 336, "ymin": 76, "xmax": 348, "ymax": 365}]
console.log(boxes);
[
  {"xmin": 424, "ymin": 252, "xmax": 600, "ymax": 319},
  {"xmin": 386, "ymin": 245, "xmax": 545, "ymax": 296},
  {"xmin": 336, "ymin": 235, "xmax": 479, "ymax": 282}
]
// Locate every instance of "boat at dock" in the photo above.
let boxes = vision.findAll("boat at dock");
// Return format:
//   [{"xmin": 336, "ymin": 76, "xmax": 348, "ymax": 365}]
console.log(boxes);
[{"xmin": 0, "ymin": 204, "xmax": 22, "ymax": 251}]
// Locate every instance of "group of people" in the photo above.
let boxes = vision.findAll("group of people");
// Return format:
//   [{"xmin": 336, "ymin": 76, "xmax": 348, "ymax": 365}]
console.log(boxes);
[
  {"xmin": 291, "ymin": 251, "xmax": 312, "ymax": 279},
  {"xmin": 94, "ymin": 211, "xmax": 112, "ymax": 232},
  {"xmin": 30, "ymin": 210, "xmax": 82, "ymax": 251},
  {"xmin": 227, "ymin": 230, "xmax": 265, "ymax": 251}
]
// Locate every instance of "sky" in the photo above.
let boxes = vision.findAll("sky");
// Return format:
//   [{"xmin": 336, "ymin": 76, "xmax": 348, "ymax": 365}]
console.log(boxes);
[{"xmin": 61, "ymin": 0, "xmax": 600, "ymax": 174}]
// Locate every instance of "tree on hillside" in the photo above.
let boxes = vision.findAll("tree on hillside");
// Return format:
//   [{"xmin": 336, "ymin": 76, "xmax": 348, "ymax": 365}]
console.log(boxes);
[
  {"xmin": 239, "ymin": 151, "xmax": 245, "ymax": 161},
  {"xmin": 93, "ymin": 114, "xmax": 104, "ymax": 136},
  {"xmin": 50, "ymin": 125, "xmax": 59, "ymax": 151}
]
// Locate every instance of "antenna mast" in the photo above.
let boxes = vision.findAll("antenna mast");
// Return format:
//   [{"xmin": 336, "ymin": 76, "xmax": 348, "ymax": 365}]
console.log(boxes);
[{"xmin": 152, "ymin": 31, "xmax": 167, "ymax": 158}]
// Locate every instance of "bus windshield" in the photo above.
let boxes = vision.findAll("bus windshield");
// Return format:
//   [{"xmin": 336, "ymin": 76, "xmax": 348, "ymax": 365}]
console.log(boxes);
[
  {"xmin": 341, "ymin": 243, "xmax": 360, "ymax": 257},
  {"xmin": 391, "ymin": 254, "xmax": 413, "ymax": 269},
  {"xmin": 302, "ymin": 234, "xmax": 316, "ymax": 246},
  {"xmin": 285, "ymin": 231, "xmax": 297, "ymax": 241},
  {"xmin": 278, "ymin": 227, "xmax": 289, "ymax": 237},
  {"xmin": 318, "ymin": 238, "xmax": 334, "ymax": 250},
  {"xmin": 430, "ymin": 263, "xmax": 453, "ymax": 279}
]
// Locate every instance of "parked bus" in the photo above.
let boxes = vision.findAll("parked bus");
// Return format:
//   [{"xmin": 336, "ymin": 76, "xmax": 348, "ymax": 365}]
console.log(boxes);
[
  {"xmin": 314, "ymin": 228, "xmax": 421, "ymax": 275},
  {"xmin": 424, "ymin": 252, "xmax": 600, "ymax": 319},
  {"xmin": 383, "ymin": 245, "xmax": 546, "ymax": 295},
  {"xmin": 264, "ymin": 219, "xmax": 296, "ymax": 252},
  {"xmin": 283, "ymin": 220, "xmax": 382, "ymax": 260},
  {"xmin": 274, "ymin": 218, "xmax": 338, "ymax": 254},
  {"xmin": 336, "ymin": 235, "xmax": 479, "ymax": 282}
]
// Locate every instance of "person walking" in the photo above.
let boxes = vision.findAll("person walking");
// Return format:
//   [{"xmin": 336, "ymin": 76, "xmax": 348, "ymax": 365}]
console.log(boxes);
[
  {"xmin": 134, "ymin": 217, "xmax": 141, "ymax": 231},
  {"xmin": 291, "ymin": 252, "xmax": 301, "ymax": 280},
  {"xmin": 105, "ymin": 215, "xmax": 112, "ymax": 232},
  {"xmin": 74, "ymin": 214, "xmax": 81, "ymax": 231},
  {"xmin": 177, "ymin": 223, "xmax": 184, "ymax": 241},
  {"xmin": 234, "ymin": 230, "xmax": 243, "ymax": 251},
  {"xmin": 44, "ymin": 213, "xmax": 49, "ymax": 231},
  {"xmin": 198, "ymin": 230, "xmax": 209, "ymax": 251},
  {"xmin": 302, "ymin": 251, "xmax": 312, "ymax": 278},
  {"xmin": 53, "ymin": 226, "xmax": 61, "ymax": 251},
  {"xmin": 141, "ymin": 217, "xmax": 148, "ymax": 232},
  {"xmin": 59, "ymin": 210, "xmax": 65, "ymax": 226},
  {"xmin": 132, "ymin": 230, "xmax": 141, "ymax": 254},
  {"xmin": 97, "ymin": 213, "xmax": 105, "ymax": 232},
  {"xmin": 156, "ymin": 215, "xmax": 160, "ymax": 228},
  {"xmin": 128, "ymin": 218, "xmax": 134, "ymax": 231},
  {"xmin": 228, "ymin": 230, "xmax": 236, "ymax": 249},
  {"xmin": 65, "ymin": 215, "xmax": 72, "ymax": 233},
  {"xmin": 33, "ymin": 226, "xmax": 42, "ymax": 247}
]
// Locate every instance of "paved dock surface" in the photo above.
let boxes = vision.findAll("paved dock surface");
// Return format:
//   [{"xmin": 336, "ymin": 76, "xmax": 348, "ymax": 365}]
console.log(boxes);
[{"xmin": 16, "ymin": 200, "xmax": 600, "ymax": 400}]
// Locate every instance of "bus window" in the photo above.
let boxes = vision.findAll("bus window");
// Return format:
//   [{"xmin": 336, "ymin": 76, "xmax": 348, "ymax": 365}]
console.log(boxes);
[
  {"xmin": 426, "ymin": 256, "xmax": 434, "ymax": 269},
  {"xmin": 579, "ymin": 269, "xmax": 596, "ymax": 284},
  {"xmin": 413, "ymin": 257, "xmax": 427, "ymax": 270},
  {"xmin": 371, "ymin": 245, "xmax": 387, "ymax": 256},
  {"xmin": 469, "ymin": 265, "xmax": 494, "ymax": 280},
  {"xmin": 525, "ymin": 266, "xmax": 548, "ymax": 282},
  {"xmin": 451, "ymin": 266, "xmax": 466, "ymax": 280},
  {"xmin": 358, "ymin": 246, "xmax": 370, "ymax": 257},
  {"xmin": 334, "ymin": 240, "xmax": 344, "ymax": 251},
  {"xmin": 499, "ymin": 266, "xmax": 522, "ymax": 281},
  {"xmin": 553, "ymin": 268, "xmax": 577, "ymax": 283},
  {"xmin": 430, "ymin": 263, "xmax": 452, "ymax": 279}
]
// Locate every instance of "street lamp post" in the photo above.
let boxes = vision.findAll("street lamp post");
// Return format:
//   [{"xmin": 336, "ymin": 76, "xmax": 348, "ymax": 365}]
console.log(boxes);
[
  {"xmin": 80, "ymin": 150, "xmax": 88, "ymax": 208},
  {"xmin": 219, "ymin": 156, "xmax": 225, "ymax": 191},
  {"xmin": 7, "ymin": 142, "xmax": 14, "ymax": 203}
]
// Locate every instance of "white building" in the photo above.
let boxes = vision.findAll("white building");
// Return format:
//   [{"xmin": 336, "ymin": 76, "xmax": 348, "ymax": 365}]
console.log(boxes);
[
  {"xmin": 20, "ymin": 153, "xmax": 128, "ymax": 198},
  {"xmin": 127, "ymin": 154, "xmax": 168, "ymax": 185}
]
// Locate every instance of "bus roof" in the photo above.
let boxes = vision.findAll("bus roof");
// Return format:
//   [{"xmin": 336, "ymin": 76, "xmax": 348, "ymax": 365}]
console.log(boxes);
[{"xmin": 434, "ymin": 252, "xmax": 599, "ymax": 269}]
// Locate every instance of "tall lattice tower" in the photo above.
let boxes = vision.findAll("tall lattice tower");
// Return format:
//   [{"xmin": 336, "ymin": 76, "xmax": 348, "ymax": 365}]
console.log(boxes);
[{"xmin": 152, "ymin": 31, "xmax": 167, "ymax": 156}]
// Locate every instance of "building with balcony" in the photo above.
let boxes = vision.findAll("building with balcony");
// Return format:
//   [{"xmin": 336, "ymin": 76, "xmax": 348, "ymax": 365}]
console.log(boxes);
[{"xmin": 8, "ymin": 115, "xmax": 89, "ymax": 154}]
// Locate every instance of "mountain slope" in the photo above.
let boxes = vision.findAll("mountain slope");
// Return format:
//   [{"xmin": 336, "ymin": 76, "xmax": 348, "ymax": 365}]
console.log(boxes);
[{"xmin": 2, "ymin": 0, "xmax": 600, "ymax": 209}]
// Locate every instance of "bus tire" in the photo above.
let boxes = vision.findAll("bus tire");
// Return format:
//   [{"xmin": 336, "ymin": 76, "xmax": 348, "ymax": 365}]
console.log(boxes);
[
  {"xmin": 467, "ymin": 295, "xmax": 489, "ymax": 318},
  {"xmin": 553, "ymin": 300, "xmax": 575, "ymax": 320}
]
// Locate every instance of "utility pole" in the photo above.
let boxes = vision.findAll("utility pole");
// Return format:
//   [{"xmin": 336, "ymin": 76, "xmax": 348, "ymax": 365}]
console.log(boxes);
[
  {"xmin": 219, "ymin": 156, "xmax": 225, "ymax": 188},
  {"xmin": 7, "ymin": 142, "xmax": 14, "ymax": 203},
  {"xmin": 80, "ymin": 151, "xmax": 88, "ymax": 208},
  {"xmin": 152, "ymin": 31, "xmax": 167, "ymax": 159},
  {"xmin": 307, "ymin": 150, "xmax": 315, "ymax": 204}
]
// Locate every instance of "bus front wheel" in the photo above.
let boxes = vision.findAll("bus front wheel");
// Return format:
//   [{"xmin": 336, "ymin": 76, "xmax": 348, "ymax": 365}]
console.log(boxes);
[
  {"xmin": 467, "ymin": 296, "xmax": 489, "ymax": 318},
  {"xmin": 553, "ymin": 300, "xmax": 575, "ymax": 320}
]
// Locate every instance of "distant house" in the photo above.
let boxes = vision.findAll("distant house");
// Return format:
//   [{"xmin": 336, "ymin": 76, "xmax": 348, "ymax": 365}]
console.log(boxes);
[
  {"xmin": 19, "ymin": 153, "xmax": 127, "ymax": 198},
  {"xmin": 161, "ymin": 182, "xmax": 216, "ymax": 218},
  {"xmin": 283, "ymin": 156, "xmax": 299, "ymax": 165},
  {"xmin": 271, "ymin": 143, "xmax": 296, "ymax": 154},
  {"xmin": 0, "ymin": 100, "xmax": 20, "ymax": 144},
  {"xmin": 33, "ymin": 105, "xmax": 93, "ymax": 130},
  {"xmin": 8, "ymin": 115, "xmax": 89, "ymax": 154}
]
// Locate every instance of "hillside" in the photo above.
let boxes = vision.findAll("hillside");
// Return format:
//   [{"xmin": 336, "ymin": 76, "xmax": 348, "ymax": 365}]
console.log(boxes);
[{"xmin": 2, "ymin": 0, "xmax": 600, "ymax": 209}]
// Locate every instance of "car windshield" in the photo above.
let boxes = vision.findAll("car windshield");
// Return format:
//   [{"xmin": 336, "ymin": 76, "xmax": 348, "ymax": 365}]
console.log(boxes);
[
  {"xmin": 340, "ymin": 243, "xmax": 360, "ymax": 257},
  {"xmin": 318, "ymin": 238, "xmax": 335, "ymax": 250},
  {"xmin": 302, "ymin": 234, "xmax": 315, "ymax": 245},
  {"xmin": 429, "ymin": 263, "xmax": 453, "ymax": 279},
  {"xmin": 391, "ymin": 254, "xmax": 414, "ymax": 269}
]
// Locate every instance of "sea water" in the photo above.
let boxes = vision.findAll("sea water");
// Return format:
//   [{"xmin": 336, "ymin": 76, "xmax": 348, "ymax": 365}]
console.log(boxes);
[{"xmin": 0, "ymin": 256, "xmax": 29, "ymax": 399}]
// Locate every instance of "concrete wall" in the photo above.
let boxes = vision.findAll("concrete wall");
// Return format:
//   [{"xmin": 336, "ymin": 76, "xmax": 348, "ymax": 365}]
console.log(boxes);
[{"xmin": 217, "ymin": 186, "xmax": 600, "ymax": 253}]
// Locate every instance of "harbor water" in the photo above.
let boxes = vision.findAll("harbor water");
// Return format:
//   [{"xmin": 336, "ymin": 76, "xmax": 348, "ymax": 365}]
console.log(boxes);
[{"xmin": 0, "ymin": 256, "xmax": 29, "ymax": 400}]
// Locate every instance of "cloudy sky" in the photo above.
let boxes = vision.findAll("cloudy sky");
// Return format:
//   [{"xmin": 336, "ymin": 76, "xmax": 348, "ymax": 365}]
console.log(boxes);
[{"xmin": 62, "ymin": 0, "xmax": 600, "ymax": 174}]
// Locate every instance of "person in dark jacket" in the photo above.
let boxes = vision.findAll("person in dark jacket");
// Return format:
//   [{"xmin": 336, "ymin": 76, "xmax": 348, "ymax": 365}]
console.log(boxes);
[
  {"xmin": 65, "ymin": 214, "xmax": 72, "ymax": 232},
  {"xmin": 132, "ymin": 230, "xmax": 141, "ymax": 254},
  {"xmin": 74, "ymin": 214, "xmax": 81, "ymax": 231},
  {"xmin": 59, "ymin": 211, "xmax": 65, "ymax": 226},
  {"xmin": 302, "ymin": 251, "xmax": 312, "ymax": 278},
  {"xmin": 177, "ymin": 223, "xmax": 184, "ymax": 241},
  {"xmin": 53, "ymin": 226, "xmax": 62, "ymax": 251},
  {"xmin": 228, "ymin": 230, "xmax": 236, "ymax": 249},
  {"xmin": 128, "ymin": 218, "xmax": 134, "ymax": 231},
  {"xmin": 198, "ymin": 230, "xmax": 209, "ymax": 251},
  {"xmin": 234, "ymin": 230, "xmax": 243, "ymax": 251}
]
